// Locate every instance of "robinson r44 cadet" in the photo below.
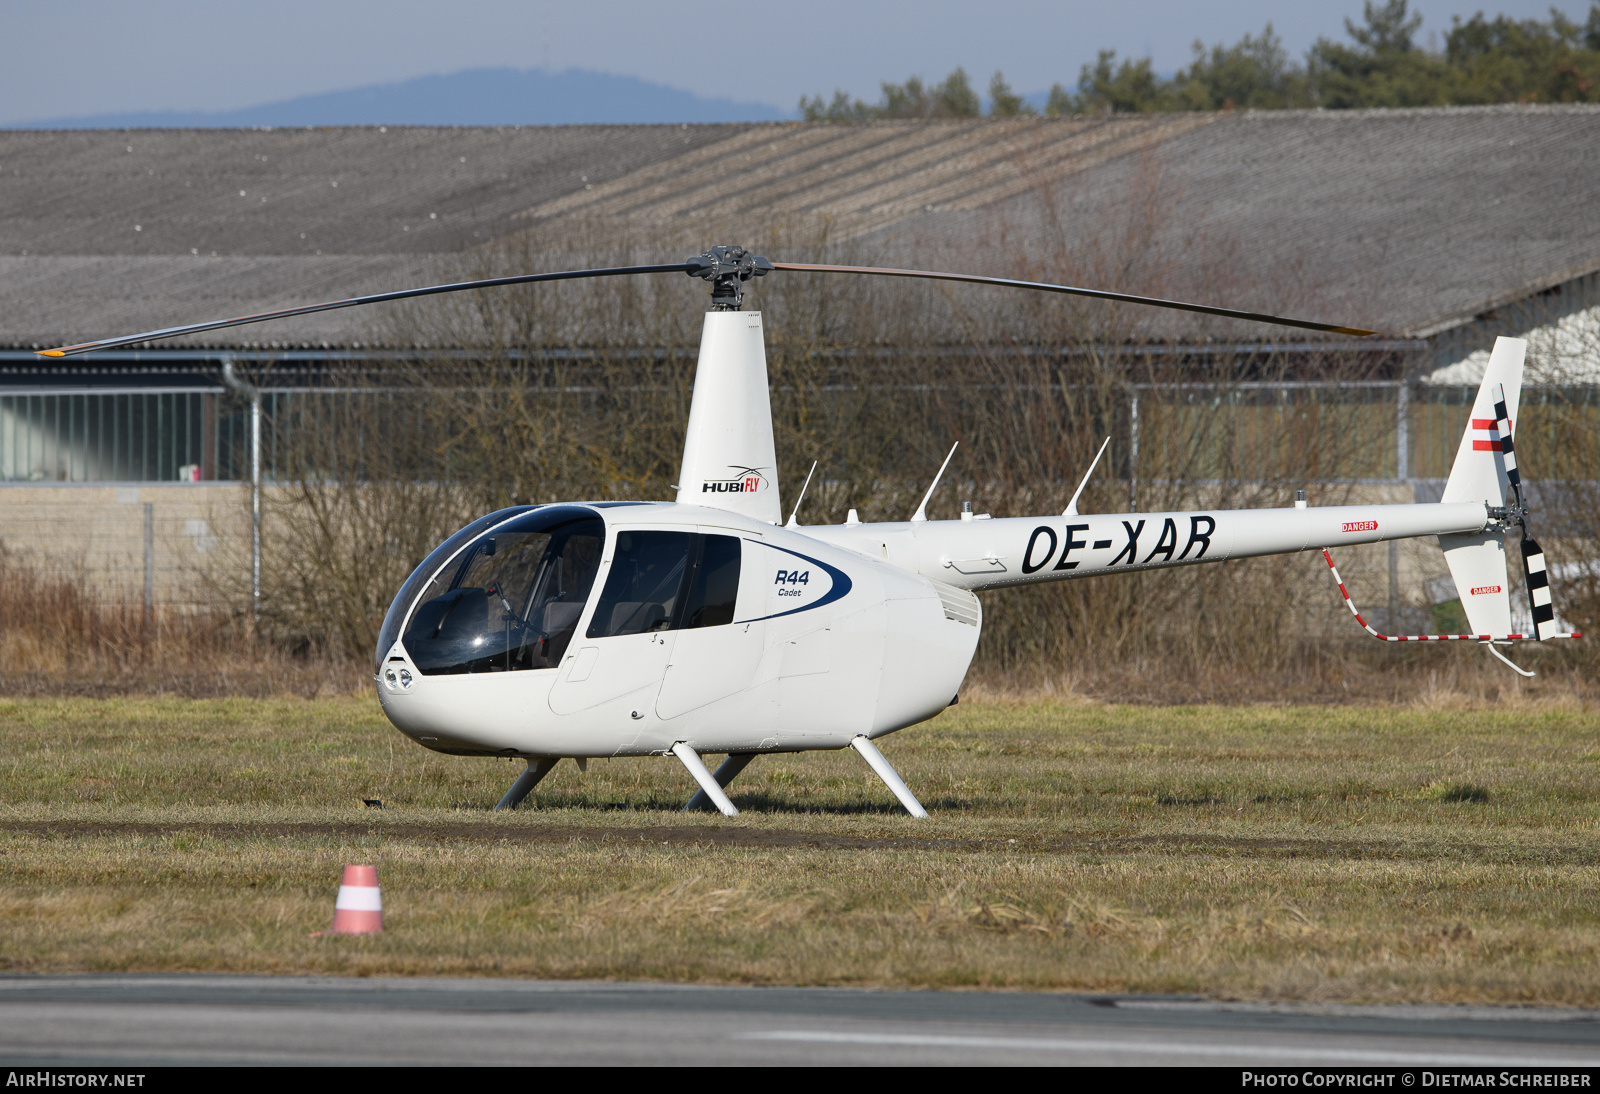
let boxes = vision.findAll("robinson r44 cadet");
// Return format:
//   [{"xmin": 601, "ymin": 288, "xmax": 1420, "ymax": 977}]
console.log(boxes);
[{"xmin": 41, "ymin": 247, "xmax": 1580, "ymax": 816}]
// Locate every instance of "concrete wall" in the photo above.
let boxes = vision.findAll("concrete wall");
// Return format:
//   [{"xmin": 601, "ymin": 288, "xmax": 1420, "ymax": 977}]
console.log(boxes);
[{"xmin": 0, "ymin": 482, "xmax": 254, "ymax": 609}]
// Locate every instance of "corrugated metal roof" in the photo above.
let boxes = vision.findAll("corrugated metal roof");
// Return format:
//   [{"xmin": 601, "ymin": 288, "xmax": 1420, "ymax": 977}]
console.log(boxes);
[
  {"xmin": 2, "ymin": 108, "xmax": 1597, "ymax": 349},
  {"xmin": 1061, "ymin": 105, "xmax": 1600, "ymax": 338},
  {"xmin": 516, "ymin": 116, "xmax": 1215, "ymax": 239},
  {"xmin": 0, "ymin": 124, "xmax": 749, "ymax": 257}
]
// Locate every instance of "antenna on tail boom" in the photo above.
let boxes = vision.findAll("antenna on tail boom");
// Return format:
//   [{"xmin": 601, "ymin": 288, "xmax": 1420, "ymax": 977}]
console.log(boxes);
[
  {"xmin": 911, "ymin": 443, "xmax": 959, "ymax": 523},
  {"xmin": 1064, "ymin": 437, "xmax": 1111, "ymax": 517}
]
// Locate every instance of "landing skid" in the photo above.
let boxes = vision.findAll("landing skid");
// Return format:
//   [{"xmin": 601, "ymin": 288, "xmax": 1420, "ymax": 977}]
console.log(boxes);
[
  {"xmin": 493, "ymin": 739, "xmax": 930, "ymax": 818},
  {"xmin": 676, "ymin": 737, "xmax": 928, "ymax": 818}
]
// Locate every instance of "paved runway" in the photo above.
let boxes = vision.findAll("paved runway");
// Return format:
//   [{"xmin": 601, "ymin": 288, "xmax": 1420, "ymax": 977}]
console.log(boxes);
[{"xmin": 2, "ymin": 976, "xmax": 1598, "ymax": 1066}]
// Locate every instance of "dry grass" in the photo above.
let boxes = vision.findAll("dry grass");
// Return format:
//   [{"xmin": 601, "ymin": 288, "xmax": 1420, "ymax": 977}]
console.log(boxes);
[
  {"xmin": 0, "ymin": 549, "xmax": 357, "ymax": 699},
  {"xmin": 1, "ymin": 695, "xmax": 1598, "ymax": 1002}
]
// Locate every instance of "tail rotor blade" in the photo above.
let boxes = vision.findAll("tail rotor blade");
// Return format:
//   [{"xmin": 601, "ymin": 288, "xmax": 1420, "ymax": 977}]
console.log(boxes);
[
  {"xmin": 1521, "ymin": 534, "xmax": 1559, "ymax": 642},
  {"xmin": 1491, "ymin": 383, "xmax": 1557, "ymax": 641},
  {"xmin": 1492, "ymin": 384, "xmax": 1525, "ymax": 510}
]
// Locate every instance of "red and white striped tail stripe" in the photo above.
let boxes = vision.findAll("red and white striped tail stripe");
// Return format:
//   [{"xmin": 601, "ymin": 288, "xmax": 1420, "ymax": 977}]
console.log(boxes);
[
  {"xmin": 1469, "ymin": 416, "xmax": 1510, "ymax": 453},
  {"xmin": 1319, "ymin": 549, "xmax": 1581, "ymax": 643}
]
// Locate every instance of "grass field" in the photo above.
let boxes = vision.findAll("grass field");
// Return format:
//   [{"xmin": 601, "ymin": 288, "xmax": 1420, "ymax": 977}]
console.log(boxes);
[{"xmin": 2, "ymin": 694, "xmax": 1598, "ymax": 1003}]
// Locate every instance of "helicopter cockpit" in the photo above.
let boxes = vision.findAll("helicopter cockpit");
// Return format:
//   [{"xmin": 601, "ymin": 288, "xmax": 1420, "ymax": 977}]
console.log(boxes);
[
  {"xmin": 388, "ymin": 506, "xmax": 605, "ymax": 676},
  {"xmin": 376, "ymin": 502, "xmax": 750, "ymax": 684}
]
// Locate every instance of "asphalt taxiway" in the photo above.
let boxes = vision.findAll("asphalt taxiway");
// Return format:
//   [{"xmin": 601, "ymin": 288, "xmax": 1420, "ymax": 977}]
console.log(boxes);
[{"xmin": 1, "ymin": 976, "xmax": 1598, "ymax": 1066}]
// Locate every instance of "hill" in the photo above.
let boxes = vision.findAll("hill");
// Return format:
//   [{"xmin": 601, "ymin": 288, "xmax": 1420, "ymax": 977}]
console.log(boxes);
[{"xmin": 10, "ymin": 67, "xmax": 792, "ymax": 128}]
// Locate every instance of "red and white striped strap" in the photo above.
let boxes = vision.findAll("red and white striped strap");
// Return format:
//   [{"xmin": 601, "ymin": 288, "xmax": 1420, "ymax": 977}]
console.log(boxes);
[{"xmin": 1319, "ymin": 548, "xmax": 1581, "ymax": 642}]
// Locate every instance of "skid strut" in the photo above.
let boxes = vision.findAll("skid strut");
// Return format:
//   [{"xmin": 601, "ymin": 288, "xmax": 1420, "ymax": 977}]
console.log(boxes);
[
  {"xmin": 672, "ymin": 742, "xmax": 738, "ymax": 816},
  {"xmin": 851, "ymin": 736, "xmax": 928, "ymax": 818},
  {"xmin": 494, "ymin": 757, "xmax": 560, "ymax": 811},
  {"xmin": 682, "ymin": 753, "xmax": 757, "ymax": 813}
]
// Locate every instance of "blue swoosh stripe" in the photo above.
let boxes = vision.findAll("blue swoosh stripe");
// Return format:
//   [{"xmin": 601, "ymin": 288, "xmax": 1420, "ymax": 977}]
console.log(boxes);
[{"xmin": 735, "ymin": 541, "xmax": 854, "ymax": 623}]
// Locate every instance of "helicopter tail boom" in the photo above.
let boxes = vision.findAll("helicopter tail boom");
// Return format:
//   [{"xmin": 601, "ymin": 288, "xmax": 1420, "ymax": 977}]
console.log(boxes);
[{"xmin": 805, "ymin": 500, "xmax": 1491, "ymax": 593}]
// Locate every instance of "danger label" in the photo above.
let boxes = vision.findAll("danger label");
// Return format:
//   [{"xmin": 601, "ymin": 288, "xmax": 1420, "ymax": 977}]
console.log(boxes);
[
  {"xmin": 1341, "ymin": 520, "xmax": 1379, "ymax": 533},
  {"xmin": 1470, "ymin": 585, "xmax": 1502, "ymax": 595}
]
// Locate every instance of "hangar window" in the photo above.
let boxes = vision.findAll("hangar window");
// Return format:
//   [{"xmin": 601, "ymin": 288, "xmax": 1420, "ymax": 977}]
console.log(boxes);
[{"xmin": 587, "ymin": 531, "xmax": 742, "ymax": 639}]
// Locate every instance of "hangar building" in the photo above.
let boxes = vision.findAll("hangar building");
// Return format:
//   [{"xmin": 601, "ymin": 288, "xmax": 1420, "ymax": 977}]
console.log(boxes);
[{"xmin": 1, "ymin": 106, "xmax": 1596, "ymax": 603}]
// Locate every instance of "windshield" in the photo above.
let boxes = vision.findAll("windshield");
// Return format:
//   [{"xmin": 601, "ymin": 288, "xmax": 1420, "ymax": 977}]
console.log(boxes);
[
  {"xmin": 374, "ymin": 505, "xmax": 537, "ymax": 671},
  {"xmin": 399, "ymin": 506, "xmax": 605, "ymax": 675}
]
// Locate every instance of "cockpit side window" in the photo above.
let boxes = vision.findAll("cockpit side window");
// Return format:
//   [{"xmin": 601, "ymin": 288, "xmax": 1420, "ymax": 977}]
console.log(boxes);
[
  {"xmin": 587, "ymin": 531, "xmax": 691, "ymax": 638},
  {"xmin": 586, "ymin": 531, "xmax": 742, "ymax": 639},
  {"xmin": 682, "ymin": 534, "xmax": 741, "ymax": 629}
]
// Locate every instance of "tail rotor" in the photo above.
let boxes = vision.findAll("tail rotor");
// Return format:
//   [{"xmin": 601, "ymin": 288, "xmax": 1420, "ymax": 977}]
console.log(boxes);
[{"xmin": 1489, "ymin": 383, "xmax": 1560, "ymax": 642}]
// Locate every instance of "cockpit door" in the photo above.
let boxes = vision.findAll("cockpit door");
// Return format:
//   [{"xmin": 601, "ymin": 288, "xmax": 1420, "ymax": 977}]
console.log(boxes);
[
  {"xmin": 548, "ymin": 529, "xmax": 691, "ymax": 717},
  {"xmin": 655, "ymin": 534, "xmax": 765, "ymax": 721},
  {"xmin": 548, "ymin": 631, "xmax": 676, "ymax": 716}
]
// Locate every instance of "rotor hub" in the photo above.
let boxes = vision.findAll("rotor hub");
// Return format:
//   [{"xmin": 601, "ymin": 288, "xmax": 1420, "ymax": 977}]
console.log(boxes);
[
  {"xmin": 1486, "ymin": 502, "xmax": 1529, "ymax": 532},
  {"xmin": 686, "ymin": 245, "xmax": 772, "ymax": 310}
]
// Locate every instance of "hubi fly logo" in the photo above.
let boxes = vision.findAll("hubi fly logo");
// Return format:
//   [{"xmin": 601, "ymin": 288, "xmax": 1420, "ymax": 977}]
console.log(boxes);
[{"xmin": 703, "ymin": 465, "xmax": 770, "ymax": 495}]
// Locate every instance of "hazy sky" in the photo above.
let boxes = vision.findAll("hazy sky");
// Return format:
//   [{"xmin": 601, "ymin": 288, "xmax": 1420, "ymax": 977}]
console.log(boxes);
[{"xmin": 4, "ymin": 0, "xmax": 1592, "ymax": 124}]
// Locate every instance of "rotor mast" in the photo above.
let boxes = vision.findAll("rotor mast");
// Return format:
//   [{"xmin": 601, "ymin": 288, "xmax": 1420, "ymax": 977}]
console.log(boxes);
[{"xmin": 686, "ymin": 245, "xmax": 773, "ymax": 310}]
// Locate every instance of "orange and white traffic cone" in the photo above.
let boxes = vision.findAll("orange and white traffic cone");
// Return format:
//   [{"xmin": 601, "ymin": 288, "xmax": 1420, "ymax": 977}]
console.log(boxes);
[{"xmin": 321, "ymin": 864, "xmax": 383, "ymax": 935}]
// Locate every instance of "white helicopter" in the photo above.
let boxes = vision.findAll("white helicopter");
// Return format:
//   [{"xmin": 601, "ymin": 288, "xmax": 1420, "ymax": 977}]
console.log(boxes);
[{"xmin": 43, "ymin": 246, "xmax": 1580, "ymax": 817}]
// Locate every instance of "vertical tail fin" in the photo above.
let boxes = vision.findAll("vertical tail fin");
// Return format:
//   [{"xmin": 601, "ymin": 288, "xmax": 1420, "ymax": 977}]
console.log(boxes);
[
  {"xmin": 1437, "ymin": 337, "xmax": 1525, "ymax": 637},
  {"xmin": 1441, "ymin": 336, "xmax": 1525, "ymax": 507}
]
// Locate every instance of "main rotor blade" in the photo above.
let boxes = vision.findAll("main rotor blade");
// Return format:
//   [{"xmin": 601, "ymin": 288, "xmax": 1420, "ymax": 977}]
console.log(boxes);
[
  {"xmin": 770, "ymin": 262, "xmax": 1379, "ymax": 337},
  {"xmin": 36, "ymin": 263, "xmax": 690, "ymax": 357}
]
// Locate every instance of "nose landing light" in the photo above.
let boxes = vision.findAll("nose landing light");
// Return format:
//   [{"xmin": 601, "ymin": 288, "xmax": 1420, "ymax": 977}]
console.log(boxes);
[{"xmin": 382, "ymin": 662, "xmax": 414, "ymax": 692}]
